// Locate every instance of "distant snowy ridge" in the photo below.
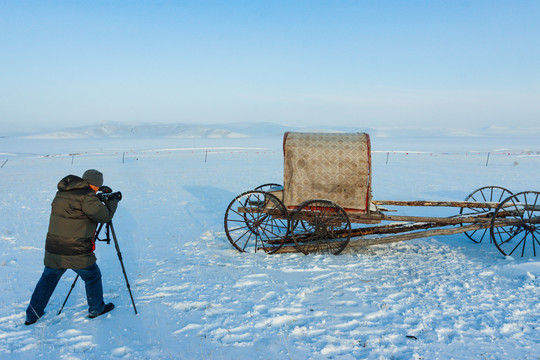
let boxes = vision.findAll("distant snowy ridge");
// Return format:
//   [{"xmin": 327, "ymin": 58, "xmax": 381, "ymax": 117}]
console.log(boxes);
[
  {"xmin": 16, "ymin": 122, "xmax": 540, "ymax": 140},
  {"xmin": 14, "ymin": 122, "xmax": 398, "ymax": 140},
  {"xmin": 22, "ymin": 123, "xmax": 294, "ymax": 139}
]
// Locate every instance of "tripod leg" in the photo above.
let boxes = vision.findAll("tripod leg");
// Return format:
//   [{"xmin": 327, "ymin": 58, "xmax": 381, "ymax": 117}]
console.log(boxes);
[
  {"xmin": 108, "ymin": 222, "xmax": 138, "ymax": 314},
  {"xmin": 58, "ymin": 275, "xmax": 79, "ymax": 315}
]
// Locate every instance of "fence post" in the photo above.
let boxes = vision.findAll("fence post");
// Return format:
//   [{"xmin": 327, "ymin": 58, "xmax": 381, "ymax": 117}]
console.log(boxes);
[
  {"xmin": 485, "ymin": 152, "xmax": 490, "ymax": 167},
  {"xmin": 386, "ymin": 152, "xmax": 389, "ymax": 165},
  {"xmin": 1, "ymin": 159, "xmax": 7, "ymax": 168}
]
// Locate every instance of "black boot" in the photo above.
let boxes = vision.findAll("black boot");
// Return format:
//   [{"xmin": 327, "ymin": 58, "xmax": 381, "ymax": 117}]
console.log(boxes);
[{"xmin": 88, "ymin": 303, "xmax": 115, "ymax": 319}]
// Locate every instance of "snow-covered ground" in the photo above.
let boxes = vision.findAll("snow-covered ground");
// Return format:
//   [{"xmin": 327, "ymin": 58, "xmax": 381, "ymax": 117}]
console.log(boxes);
[{"xmin": 0, "ymin": 126, "xmax": 539, "ymax": 359}]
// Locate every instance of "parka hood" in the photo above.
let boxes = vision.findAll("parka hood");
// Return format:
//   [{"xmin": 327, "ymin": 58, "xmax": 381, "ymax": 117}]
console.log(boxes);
[{"xmin": 57, "ymin": 175, "xmax": 91, "ymax": 192}]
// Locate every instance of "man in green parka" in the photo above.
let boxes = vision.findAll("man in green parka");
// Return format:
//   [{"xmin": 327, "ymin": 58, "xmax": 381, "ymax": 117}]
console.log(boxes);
[{"xmin": 25, "ymin": 169, "xmax": 119, "ymax": 325}]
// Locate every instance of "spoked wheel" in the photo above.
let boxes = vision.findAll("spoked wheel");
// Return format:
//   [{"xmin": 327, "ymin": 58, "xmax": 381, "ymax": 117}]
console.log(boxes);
[
  {"xmin": 253, "ymin": 183, "xmax": 282, "ymax": 192},
  {"xmin": 460, "ymin": 186, "xmax": 513, "ymax": 243},
  {"xmin": 224, "ymin": 191, "xmax": 290, "ymax": 254},
  {"xmin": 490, "ymin": 191, "xmax": 540, "ymax": 257},
  {"xmin": 290, "ymin": 199, "xmax": 351, "ymax": 255},
  {"xmin": 243, "ymin": 183, "xmax": 283, "ymax": 231}
]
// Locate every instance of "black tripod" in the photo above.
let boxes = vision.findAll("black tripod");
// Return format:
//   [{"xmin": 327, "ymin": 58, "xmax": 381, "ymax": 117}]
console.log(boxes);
[{"xmin": 58, "ymin": 221, "xmax": 138, "ymax": 315}]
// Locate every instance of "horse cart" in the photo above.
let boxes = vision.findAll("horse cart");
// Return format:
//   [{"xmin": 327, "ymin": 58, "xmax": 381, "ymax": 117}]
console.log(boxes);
[{"xmin": 224, "ymin": 132, "xmax": 540, "ymax": 257}]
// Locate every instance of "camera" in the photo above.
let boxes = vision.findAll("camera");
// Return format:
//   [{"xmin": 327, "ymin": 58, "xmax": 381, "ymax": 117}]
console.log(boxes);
[
  {"xmin": 97, "ymin": 186, "xmax": 122, "ymax": 202},
  {"xmin": 97, "ymin": 192, "xmax": 122, "ymax": 202}
]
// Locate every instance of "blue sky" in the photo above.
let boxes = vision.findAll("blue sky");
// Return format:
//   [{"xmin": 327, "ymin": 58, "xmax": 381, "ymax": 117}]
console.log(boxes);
[{"xmin": 1, "ymin": 0, "xmax": 539, "ymax": 133}]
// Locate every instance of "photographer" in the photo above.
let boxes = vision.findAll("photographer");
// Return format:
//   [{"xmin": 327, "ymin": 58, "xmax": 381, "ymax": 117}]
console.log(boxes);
[{"xmin": 25, "ymin": 169, "xmax": 120, "ymax": 325}]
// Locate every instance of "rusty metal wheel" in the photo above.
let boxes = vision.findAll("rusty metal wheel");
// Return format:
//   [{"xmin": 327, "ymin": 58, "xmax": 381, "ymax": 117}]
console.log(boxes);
[
  {"xmin": 290, "ymin": 199, "xmax": 351, "ymax": 255},
  {"xmin": 224, "ymin": 191, "xmax": 290, "ymax": 254},
  {"xmin": 243, "ymin": 184, "xmax": 283, "ymax": 231},
  {"xmin": 459, "ymin": 186, "xmax": 513, "ymax": 243},
  {"xmin": 490, "ymin": 191, "xmax": 540, "ymax": 257}
]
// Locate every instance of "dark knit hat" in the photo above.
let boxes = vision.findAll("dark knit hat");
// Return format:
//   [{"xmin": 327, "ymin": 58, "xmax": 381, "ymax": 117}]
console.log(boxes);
[{"xmin": 82, "ymin": 169, "xmax": 103, "ymax": 187}]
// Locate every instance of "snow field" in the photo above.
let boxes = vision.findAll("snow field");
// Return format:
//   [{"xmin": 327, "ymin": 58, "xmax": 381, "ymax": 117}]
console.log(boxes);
[{"xmin": 0, "ymin": 136, "xmax": 539, "ymax": 359}]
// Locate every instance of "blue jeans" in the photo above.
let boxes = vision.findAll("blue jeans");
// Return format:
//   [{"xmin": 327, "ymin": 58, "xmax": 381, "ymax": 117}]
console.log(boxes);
[{"xmin": 26, "ymin": 263, "xmax": 105, "ymax": 322}]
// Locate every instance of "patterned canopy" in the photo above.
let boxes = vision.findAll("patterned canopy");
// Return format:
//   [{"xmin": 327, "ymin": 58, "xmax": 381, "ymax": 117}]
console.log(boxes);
[{"xmin": 283, "ymin": 132, "xmax": 372, "ymax": 212}]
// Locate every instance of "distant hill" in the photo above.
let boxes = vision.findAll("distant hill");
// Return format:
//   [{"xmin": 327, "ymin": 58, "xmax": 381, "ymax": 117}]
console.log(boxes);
[
  {"xmin": 17, "ymin": 121, "xmax": 540, "ymax": 141},
  {"xmin": 21, "ymin": 122, "xmax": 369, "ymax": 140},
  {"xmin": 21, "ymin": 122, "xmax": 289, "ymax": 139}
]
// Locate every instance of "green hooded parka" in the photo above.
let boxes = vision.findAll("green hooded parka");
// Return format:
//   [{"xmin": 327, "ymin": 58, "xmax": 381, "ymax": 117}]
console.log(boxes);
[{"xmin": 44, "ymin": 175, "xmax": 118, "ymax": 269}]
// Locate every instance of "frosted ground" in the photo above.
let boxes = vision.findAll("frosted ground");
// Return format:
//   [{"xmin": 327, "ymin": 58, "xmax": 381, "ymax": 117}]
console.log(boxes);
[{"xmin": 0, "ymin": 124, "xmax": 539, "ymax": 359}]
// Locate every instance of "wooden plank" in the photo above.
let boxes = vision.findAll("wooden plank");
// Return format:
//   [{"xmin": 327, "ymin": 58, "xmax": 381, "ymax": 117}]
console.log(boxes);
[
  {"xmin": 271, "ymin": 219, "xmax": 531, "ymax": 254},
  {"xmin": 348, "ymin": 213, "xmax": 493, "ymax": 225},
  {"xmin": 346, "ymin": 223, "xmax": 493, "ymax": 248},
  {"xmin": 273, "ymin": 223, "xmax": 494, "ymax": 254},
  {"xmin": 239, "ymin": 207, "xmax": 496, "ymax": 226},
  {"xmin": 347, "ymin": 218, "xmax": 534, "ymax": 248},
  {"xmin": 350, "ymin": 221, "xmax": 447, "ymax": 237},
  {"xmin": 266, "ymin": 222, "xmax": 447, "ymax": 246},
  {"xmin": 372, "ymin": 200, "xmax": 500, "ymax": 208}
]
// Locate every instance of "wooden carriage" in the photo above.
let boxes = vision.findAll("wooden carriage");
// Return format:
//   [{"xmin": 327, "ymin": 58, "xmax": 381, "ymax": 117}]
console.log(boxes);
[{"xmin": 224, "ymin": 132, "xmax": 540, "ymax": 257}]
